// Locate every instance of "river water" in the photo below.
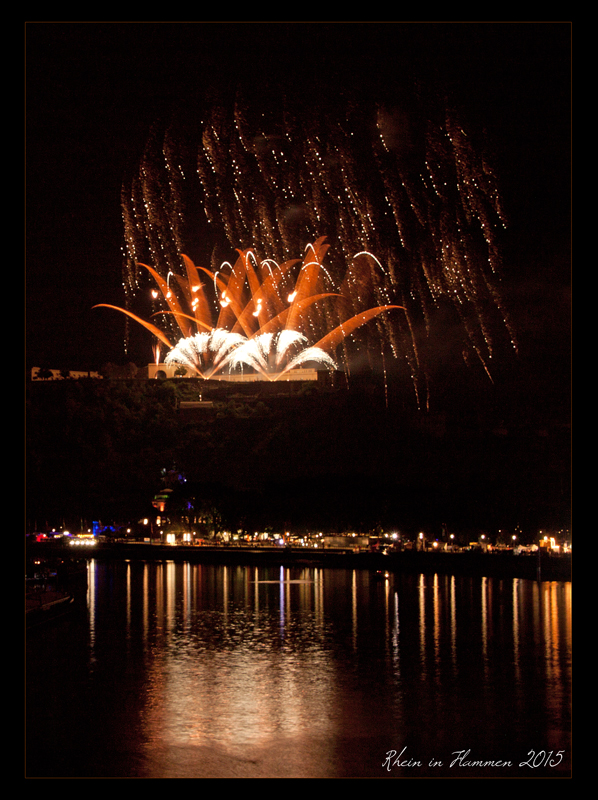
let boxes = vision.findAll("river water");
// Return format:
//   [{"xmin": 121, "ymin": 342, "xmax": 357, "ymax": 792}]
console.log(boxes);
[{"xmin": 26, "ymin": 559, "xmax": 571, "ymax": 778}]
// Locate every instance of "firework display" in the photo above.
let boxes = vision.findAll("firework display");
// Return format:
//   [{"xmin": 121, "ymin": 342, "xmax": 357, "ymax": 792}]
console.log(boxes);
[
  {"xmin": 96, "ymin": 238, "xmax": 403, "ymax": 380},
  {"xmin": 119, "ymin": 89, "xmax": 516, "ymax": 399}
]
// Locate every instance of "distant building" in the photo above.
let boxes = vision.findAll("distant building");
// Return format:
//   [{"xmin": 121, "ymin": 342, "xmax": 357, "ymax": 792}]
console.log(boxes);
[
  {"xmin": 31, "ymin": 367, "xmax": 102, "ymax": 381},
  {"xmin": 148, "ymin": 363, "xmax": 321, "ymax": 382}
]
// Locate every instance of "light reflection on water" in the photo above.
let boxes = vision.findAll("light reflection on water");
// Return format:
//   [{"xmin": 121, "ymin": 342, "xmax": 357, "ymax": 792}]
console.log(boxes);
[{"xmin": 27, "ymin": 559, "xmax": 571, "ymax": 778}]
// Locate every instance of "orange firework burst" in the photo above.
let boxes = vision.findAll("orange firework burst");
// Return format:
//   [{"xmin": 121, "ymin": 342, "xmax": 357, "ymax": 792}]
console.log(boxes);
[{"xmin": 95, "ymin": 238, "xmax": 404, "ymax": 380}]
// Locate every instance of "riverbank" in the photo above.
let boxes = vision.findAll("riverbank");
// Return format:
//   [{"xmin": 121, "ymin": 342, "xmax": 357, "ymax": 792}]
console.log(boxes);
[{"xmin": 27, "ymin": 540, "xmax": 572, "ymax": 582}]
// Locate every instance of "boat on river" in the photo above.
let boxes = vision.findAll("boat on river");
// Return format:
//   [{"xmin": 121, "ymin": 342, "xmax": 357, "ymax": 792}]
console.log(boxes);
[
  {"xmin": 26, "ymin": 589, "xmax": 74, "ymax": 627},
  {"xmin": 25, "ymin": 556, "xmax": 87, "ymax": 628}
]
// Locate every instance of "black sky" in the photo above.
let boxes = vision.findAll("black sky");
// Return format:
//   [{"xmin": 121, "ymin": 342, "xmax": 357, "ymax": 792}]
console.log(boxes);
[{"xmin": 25, "ymin": 22, "xmax": 571, "ymax": 411}]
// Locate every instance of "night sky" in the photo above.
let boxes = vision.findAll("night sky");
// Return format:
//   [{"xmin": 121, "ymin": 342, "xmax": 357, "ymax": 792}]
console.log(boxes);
[{"xmin": 25, "ymin": 22, "xmax": 570, "ymax": 413}]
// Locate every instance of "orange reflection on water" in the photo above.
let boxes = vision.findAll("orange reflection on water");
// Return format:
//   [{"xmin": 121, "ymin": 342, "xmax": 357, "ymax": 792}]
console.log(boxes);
[{"xmin": 82, "ymin": 561, "xmax": 571, "ymax": 778}]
